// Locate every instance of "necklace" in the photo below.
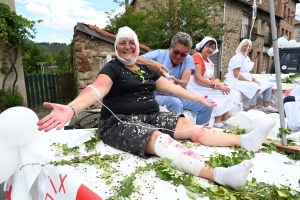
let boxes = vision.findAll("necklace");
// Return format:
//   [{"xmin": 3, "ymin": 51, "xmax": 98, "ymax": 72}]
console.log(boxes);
[{"xmin": 133, "ymin": 66, "xmax": 146, "ymax": 83}]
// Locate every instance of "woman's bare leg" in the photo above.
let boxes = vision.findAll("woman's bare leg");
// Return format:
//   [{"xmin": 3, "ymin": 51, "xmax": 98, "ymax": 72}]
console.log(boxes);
[
  {"xmin": 222, "ymin": 112, "xmax": 229, "ymax": 121},
  {"xmin": 174, "ymin": 117, "xmax": 240, "ymax": 146},
  {"xmin": 144, "ymin": 131, "xmax": 252, "ymax": 190},
  {"xmin": 214, "ymin": 116, "xmax": 222, "ymax": 123}
]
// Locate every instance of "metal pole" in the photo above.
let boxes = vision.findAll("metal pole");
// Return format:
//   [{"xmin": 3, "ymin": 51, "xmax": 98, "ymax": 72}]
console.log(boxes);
[{"xmin": 268, "ymin": 0, "xmax": 287, "ymax": 146}]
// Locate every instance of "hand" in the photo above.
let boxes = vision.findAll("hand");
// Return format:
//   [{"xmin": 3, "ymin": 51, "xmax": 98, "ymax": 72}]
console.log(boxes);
[
  {"xmin": 196, "ymin": 95, "xmax": 217, "ymax": 107},
  {"xmin": 253, "ymin": 80, "xmax": 260, "ymax": 85},
  {"xmin": 36, "ymin": 102, "xmax": 74, "ymax": 132},
  {"xmin": 150, "ymin": 61, "xmax": 169, "ymax": 77},
  {"xmin": 211, "ymin": 79, "xmax": 221, "ymax": 89},
  {"xmin": 219, "ymin": 85, "xmax": 231, "ymax": 95}
]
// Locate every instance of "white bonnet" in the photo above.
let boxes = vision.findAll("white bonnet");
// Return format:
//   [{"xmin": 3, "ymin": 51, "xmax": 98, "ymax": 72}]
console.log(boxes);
[
  {"xmin": 235, "ymin": 39, "xmax": 252, "ymax": 54},
  {"xmin": 195, "ymin": 36, "xmax": 218, "ymax": 54}
]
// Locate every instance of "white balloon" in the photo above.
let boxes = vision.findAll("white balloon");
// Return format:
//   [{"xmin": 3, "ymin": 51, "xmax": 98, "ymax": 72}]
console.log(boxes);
[
  {"xmin": 295, "ymin": 42, "xmax": 300, "ymax": 47},
  {"xmin": 0, "ymin": 140, "xmax": 19, "ymax": 184},
  {"xmin": 267, "ymin": 47, "xmax": 274, "ymax": 56},
  {"xmin": 278, "ymin": 37, "xmax": 288, "ymax": 49},
  {"xmin": 286, "ymin": 39, "xmax": 297, "ymax": 48},
  {"xmin": 0, "ymin": 107, "xmax": 39, "ymax": 145}
]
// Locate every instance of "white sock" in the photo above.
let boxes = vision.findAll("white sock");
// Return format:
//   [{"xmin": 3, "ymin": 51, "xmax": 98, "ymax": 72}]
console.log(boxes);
[
  {"xmin": 222, "ymin": 121, "xmax": 227, "ymax": 125},
  {"xmin": 214, "ymin": 160, "xmax": 252, "ymax": 190},
  {"xmin": 214, "ymin": 122, "xmax": 223, "ymax": 127},
  {"xmin": 240, "ymin": 120, "xmax": 276, "ymax": 153},
  {"xmin": 154, "ymin": 134, "xmax": 204, "ymax": 176}
]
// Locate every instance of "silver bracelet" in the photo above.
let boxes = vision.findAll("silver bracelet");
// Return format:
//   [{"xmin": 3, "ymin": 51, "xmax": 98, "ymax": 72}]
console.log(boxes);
[{"xmin": 70, "ymin": 105, "xmax": 78, "ymax": 118}]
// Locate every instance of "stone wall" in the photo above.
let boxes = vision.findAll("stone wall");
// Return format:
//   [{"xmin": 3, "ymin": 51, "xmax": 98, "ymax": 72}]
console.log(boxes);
[
  {"xmin": 294, "ymin": 23, "xmax": 300, "ymax": 41},
  {"xmin": 73, "ymin": 31, "xmax": 116, "ymax": 108},
  {"xmin": 0, "ymin": 0, "xmax": 28, "ymax": 106}
]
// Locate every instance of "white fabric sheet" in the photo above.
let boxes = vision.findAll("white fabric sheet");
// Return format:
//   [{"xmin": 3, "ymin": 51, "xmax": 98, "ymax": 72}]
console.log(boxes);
[{"xmin": 5, "ymin": 127, "xmax": 300, "ymax": 200}]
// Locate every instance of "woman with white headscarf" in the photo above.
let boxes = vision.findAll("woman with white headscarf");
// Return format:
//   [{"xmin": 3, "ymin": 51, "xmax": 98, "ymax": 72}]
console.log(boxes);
[
  {"xmin": 225, "ymin": 39, "xmax": 277, "ymax": 112},
  {"xmin": 37, "ymin": 28, "xmax": 277, "ymax": 191},
  {"xmin": 187, "ymin": 37, "xmax": 234, "ymax": 129}
]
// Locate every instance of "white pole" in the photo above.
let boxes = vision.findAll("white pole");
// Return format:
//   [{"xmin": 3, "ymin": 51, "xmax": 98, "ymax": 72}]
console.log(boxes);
[{"xmin": 268, "ymin": 0, "xmax": 287, "ymax": 146}]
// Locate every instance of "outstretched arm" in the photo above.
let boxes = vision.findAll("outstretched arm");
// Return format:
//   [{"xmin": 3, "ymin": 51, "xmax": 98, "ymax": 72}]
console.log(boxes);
[
  {"xmin": 155, "ymin": 77, "xmax": 217, "ymax": 107},
  {"xmin": 136, "ymin": 56, "xmax": 168, "ymax": 76},
  {"xmin": 37, "ymin": 74, "xmax": 113, "ymax": 132}
]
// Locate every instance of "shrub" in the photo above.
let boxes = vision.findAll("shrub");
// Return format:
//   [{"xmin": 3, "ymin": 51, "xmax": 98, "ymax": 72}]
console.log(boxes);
[{"xmin": 0, "ymin": 86, "xmax": 24, "ymax": 112}]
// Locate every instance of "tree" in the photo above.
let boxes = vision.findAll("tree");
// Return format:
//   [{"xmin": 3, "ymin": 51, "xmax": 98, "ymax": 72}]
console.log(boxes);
[
  {"xmin": 105, "ymin": 0, "xmax": 233, "ymax": 50},
  {"xmin": 55, "ymin": 49, "xmax": 69, "ymax": 73},
  {"xmin": 22, "ymin": 41, "xmax": 53, "ymax": 74}
]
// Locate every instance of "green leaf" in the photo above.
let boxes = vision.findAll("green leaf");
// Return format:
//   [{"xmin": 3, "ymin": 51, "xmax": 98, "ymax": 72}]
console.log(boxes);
[
  {"xmin": 101, "ymin": 171, "xmax": 111, "ymax": 178},
  {"xmin": 187, "ymin": 192, "xmax": 197, "ymax": 200}
]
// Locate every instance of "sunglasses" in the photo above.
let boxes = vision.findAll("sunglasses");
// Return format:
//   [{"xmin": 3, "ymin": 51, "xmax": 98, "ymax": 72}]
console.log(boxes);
[{"xmin": 172, "ymin": 49, "xmax": 187, "ymax": 57}]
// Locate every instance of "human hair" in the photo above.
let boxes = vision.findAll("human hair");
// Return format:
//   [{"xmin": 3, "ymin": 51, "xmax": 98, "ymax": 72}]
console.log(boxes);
[
  {"xmin": 170, "ymin": 32, "xmax": 193, "ymax": 52},
  {"xmin": 198, "ymin": 40, "xmax": 216, "ymax": 53}
]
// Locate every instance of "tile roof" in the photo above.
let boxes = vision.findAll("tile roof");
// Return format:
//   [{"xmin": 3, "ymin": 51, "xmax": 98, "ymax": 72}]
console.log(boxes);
[{"xmin": 78, "ymin": 23, "xmax": 150, "ymax": 52}]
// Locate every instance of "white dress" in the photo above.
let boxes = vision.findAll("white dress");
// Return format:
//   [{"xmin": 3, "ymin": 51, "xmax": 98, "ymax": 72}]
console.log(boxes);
[
  {"xmin": 186, "ymin": 54, "xmax": 235, "ymax": 117},
  {"xmin": 225, "ymin": 53, "xmax": 274, "ymax": 99}
]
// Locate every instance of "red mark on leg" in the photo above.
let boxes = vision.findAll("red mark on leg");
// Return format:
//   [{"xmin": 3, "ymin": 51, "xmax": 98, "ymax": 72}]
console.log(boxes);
[
  {"xmin": 167, "ymin": 136, "xmax": 174, "ymax": 144},
  {"xmin": 182, "ymin": 149, "xmax": 203, "ymax": 160},
  {"xmin": 191, "ymin": 130, "xmax": 207, "ymax": 143}
]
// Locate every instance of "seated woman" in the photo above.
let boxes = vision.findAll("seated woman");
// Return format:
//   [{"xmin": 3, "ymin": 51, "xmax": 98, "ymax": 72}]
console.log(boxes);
[
  {"xmin": 37, "ymin": 27, "xmax": 276, "ymax": 190},
  {"xmin": 284, "ymin": 85, "xmax": 300, "ymax": 132},
  {"xmin": 225, "ymin": 39, "xmax": 278, "ymax": 112},
  {"xmin": 186, "ymin": 37, "xmax": 233, "ymax": 129}
]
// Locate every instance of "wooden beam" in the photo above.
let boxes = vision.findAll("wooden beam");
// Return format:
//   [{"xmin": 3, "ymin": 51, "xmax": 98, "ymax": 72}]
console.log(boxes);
[{"xmin": 263, "ymin": 140, "xmax": 300, "ymax": 154}]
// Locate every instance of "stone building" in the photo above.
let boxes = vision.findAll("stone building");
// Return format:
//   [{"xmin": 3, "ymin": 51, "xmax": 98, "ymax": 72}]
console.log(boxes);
[
  {"xmin": 294, "ymin": 19, "xmax": 300, "ymax": 41},
  {"xmin": 130, "ymin": 0, "xmax": 298, "ymax": 80},
  {"xmin": 73, "ymin": 23, "xmax": 150, "ymax": 107},
  {"xmin": 0, "ymin": 0, "xmax": 27, "ymax": 106}
]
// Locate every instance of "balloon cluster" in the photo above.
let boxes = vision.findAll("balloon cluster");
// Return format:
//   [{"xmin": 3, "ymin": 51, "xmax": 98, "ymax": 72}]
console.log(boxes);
[
  {"xmin": 0, "ymin": 107, "xmax": 39, "ymax": 184},
  {"xmin": 268, "ymin": 37, "xmax": 300, "ymax": 56}
]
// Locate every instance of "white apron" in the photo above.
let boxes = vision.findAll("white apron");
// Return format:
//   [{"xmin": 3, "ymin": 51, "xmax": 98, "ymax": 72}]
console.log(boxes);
[
  {"xmin": 225, "ymin": 54, "xmax": 274, "ymax": 99},
  {"xmin": 284, "ymin": 101, "xmax": 300, "ymax": 130},
  {"xmin": 187, "ymin": 58, "xmax": 235, "ymax": 117}
]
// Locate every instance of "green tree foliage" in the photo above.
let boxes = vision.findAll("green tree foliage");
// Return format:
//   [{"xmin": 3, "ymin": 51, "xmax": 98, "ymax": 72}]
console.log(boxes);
[
  {"xmin": 105, "ymin": 0, "xmax": 233, "ymax": 49},
  {"xmin": 37, "ymin": 42, "xmax": 71, "ymax": 56},
  {"xmin": 55, "ymin": 49, "xmax": 70, "ymax": 73},
  {"xmin": 22, "ymin": 41, "xmax": 53, "ymax": 74}
]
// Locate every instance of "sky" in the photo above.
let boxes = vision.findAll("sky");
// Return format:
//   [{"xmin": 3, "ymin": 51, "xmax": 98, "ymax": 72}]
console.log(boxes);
[
  {"xmin": 15, "ymin": 0, "xmax": 125, "ymax": 44},
  {"xmin": 14, "ymin": 1, "xmax": 300, "ymax": 45}
]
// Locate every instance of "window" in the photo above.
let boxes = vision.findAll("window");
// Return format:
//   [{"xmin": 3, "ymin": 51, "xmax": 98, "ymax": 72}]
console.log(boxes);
[{"xmin": 280, "ymin": 52, "xmax": 300, "ymax": 73}]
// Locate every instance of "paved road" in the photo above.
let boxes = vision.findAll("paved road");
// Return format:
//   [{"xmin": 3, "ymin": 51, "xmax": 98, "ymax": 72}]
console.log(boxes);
[{"xmin": 0, "ymin": 183, "xmax": 5, "ymax": 200}]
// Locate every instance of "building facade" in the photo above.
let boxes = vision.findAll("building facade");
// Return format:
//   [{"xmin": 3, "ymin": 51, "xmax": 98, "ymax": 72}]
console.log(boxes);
[
  {"xmin": 0, "ymin": 0, "xmax": 28, "ymax": 106},
  {"xmin": 130, "ymin": 0, "xmax": 298, "ymax": 80}
]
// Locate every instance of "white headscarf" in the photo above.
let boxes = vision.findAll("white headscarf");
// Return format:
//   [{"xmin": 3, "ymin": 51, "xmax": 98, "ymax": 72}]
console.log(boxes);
[
  {"xmin": 195, "ymin": 36, "xmax": 219, "ymax": 54},
  {"xmin": 235, "ymin": 39, "xmax": 252, "ymax": 54},
  {"xmin": 115, "ymin": 26, "xmax": 140, "ymax": 65}
]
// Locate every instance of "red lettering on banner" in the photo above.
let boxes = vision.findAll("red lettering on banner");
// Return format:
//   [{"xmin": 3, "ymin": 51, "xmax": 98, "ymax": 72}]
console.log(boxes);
[
  {"xmin": 58, "ymin": 174, "xmax": 67, "ymax": 193},
  {"xmin": 48, "ymin": 176, "xmax": 57, "ymax": 194},
  {"xmin": 76, "ymin": 184, "xmax": 103, "ymax": 200},
  {"xmin": 6, "ymin": 185, "xmax": 12, "ymax": 200},
  {"xmin": 45, "ymin": 193, "xmax": 54, "ymax": 200}
]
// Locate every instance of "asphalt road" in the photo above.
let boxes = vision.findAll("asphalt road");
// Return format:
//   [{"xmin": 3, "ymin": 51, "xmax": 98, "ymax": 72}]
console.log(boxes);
[{"xmin": 0, "ymin": 183, "xmax": 5, "ymax": 200}]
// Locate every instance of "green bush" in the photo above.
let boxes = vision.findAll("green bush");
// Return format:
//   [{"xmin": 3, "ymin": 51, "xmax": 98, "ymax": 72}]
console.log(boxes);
[{"xmin": 0, "ymin": 87, "xmax": 24, "ymax": 112}]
